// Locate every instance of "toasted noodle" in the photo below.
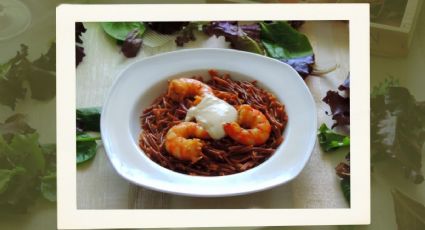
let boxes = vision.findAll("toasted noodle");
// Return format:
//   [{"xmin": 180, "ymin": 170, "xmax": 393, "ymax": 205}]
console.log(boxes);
[{"xmin": 139, "ymin": 71, "xmax": 288, "ymax": 176}]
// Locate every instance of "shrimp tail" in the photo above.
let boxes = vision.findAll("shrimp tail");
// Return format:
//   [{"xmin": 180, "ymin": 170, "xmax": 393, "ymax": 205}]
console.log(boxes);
[
  {"xmin": 167, "ymin": 78, "xmax": 212, "ymax": 102},
  {"xmin": 165, "ymin": 122, "xmax": 209, "ymax": 162},
  {"xmin": 223, "ymin": 105, "xmax": 271, "ymax": 146}
]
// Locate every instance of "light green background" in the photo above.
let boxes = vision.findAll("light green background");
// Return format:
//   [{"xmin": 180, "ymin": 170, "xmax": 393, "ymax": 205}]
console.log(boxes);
[{"xmin": 0, "ymin": 0, "xmax": 424, "ymax": 229}]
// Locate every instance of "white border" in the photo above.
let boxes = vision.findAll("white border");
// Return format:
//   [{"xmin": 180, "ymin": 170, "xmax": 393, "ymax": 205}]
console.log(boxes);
[{"xmin": 57, "ymin": 4, "xmax": 370, "ymax": 229}]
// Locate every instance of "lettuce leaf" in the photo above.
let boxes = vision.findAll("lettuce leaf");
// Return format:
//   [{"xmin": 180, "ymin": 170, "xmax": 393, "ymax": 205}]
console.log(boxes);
[
  {"xmin": 101, "ymin": 22, "xmax": 146, "ymax": 41},
  {"xmin": 203, "ymin": 21, "xmax": 265, "ymax": 55},
  {"xmin": 323, "ymin": 90, "xmax": 350, "ymax": 128},
  {"xmin": 0, "ymin": 134, "xmax": 48, "ymax": 212},
  {"xmin": 76, "ymin": 22, "xmax": 86, "ymax": 66},
  {"xmin": 0, "ymin": 45, "xmax": 28, "ymax": 109},
  {"xmin": 260, "ymin": 21, "xmax": 313, "ymax": 59},
  {"xmin": 121, "ymin": 29, "xmax": 143, "ymax": 58},
  {"xmin": 147, "ymin": 22, "xmax": 189, "ymax": 35},
  {"xmin": 336, "ymin": 153, "xmax": 350, "ymax": 203},
  {"xmin": 260, "ymin": 21, "xmax": 315, "ymax": 78},
  {"xmin": 371, "ymin": 87, "xmax": 425, "ymax": 184},
  {"xmin": 318, "ymin": 124, "xmax": 350, "ymax": 152},
  {"xmin": 172, "ymin": 21, "xmax": 315, "ymax": 78},
  {"xmin": 40, "ymin": 172, "xmax": 56, "ymax": 202},
  {"xmin": 0, "ymin": 115, "xmax": 56, "ymax": 213},
  {"xmin": 340, "ymin": 178, "xmax": 350, "ymax": 203},
  {"xmin": 0, "ymin": 43, "xmax": 56, "ymax": 109},
  {"xmin": 76, "ymin": 107, "xmax": 101, "ymax": 132},
  {"xmin": 76, "ymin": 107, "xmax": 102, "ymax": 164},
  {"xmin": 175, "ymin": 22, "xmax": 198, "ymax": 47},
  {"xmin": 76, "ymin": 132, "xmax": 100, "ymax": 164}
]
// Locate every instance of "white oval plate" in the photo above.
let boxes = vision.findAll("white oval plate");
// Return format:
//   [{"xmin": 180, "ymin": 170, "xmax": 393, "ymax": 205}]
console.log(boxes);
[{"xmin": 101, "ymin": 48, "xmax": 316, "ymax": 197}]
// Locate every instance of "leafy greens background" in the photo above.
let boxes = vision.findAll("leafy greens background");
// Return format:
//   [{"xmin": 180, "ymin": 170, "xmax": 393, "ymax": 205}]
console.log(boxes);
[{"xmin": 1, "ymin": 1, "xmax": 425, "ymax": 230}]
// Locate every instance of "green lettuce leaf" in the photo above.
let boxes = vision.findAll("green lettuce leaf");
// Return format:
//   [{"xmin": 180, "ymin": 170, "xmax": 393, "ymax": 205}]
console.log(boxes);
[
  {"xmin": 371, "ymin": 76, "xmax": 399, "ymax": 97},
  {"xmin": 0, "ymin": 134, "xmax": 45, "ymax": 213},
  {"xmin": 76, "ymin": 108, "xmax": 102, "ymax": 164},
  {"xmin": 8, "ymin": 134, "xmax": 45, "ymax": 174},
  {"xmin": 76, "ymin": 107, "xmax": 101, "ymax": 132},
  {"xmin": 260, "ymin": 21, "xmax": 313, "ymax": 60},
  {"xmin": 40, "ymin": 172, "xmax": 56, "ymax": 202},
  {"xmin": 231, "ymin": 35, "xmax": 264, "ymax": 55},
  {"xmin": 101, "ymin": 22, "xmax": 146, "ymax": 41},
  {"xmin": 0, "ymin": 45, "xmax": 28, "ymax": 109},
  {"xmin": 0, "ymin": 167, "xmax": 25, "ymax": 194},
  {"xmin": 0, "ymin": 114, "xmax": 35, "ymax": 142},
  {"xmin": 76, "ymin": 132, "xmax": 100, "ymax": 164},
  {"xmin": 41, "ymin": 144, "xmax": 56, "ymax": 178},
  {"xmin": 0, "ymin": 43, "xmax": 56, "ymax": 110},
  {"xmin": 318, "ymin": 123, "xmax": 350, "ymax": 152},
  {"xmin": 0, "ymin": 115, "xmax": 57, "ymax": 212},
  {"xmin": 340, "ymin": 178, "xmax": 350, "ymax": 203}
]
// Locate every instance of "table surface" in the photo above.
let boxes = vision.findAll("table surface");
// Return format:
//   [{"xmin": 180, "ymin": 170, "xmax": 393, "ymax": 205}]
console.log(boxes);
[{"xmin": 76, "ymin": 21, "xmax": 349, "ymax": 209}]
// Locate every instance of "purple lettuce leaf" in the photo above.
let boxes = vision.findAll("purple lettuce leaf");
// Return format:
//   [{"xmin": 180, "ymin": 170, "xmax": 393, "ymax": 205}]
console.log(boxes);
[
  {"xmin": 121, "ymin": 29, "xmax": 143, "ymax": 58},
  {"xmin": 203, "ymin": 21, "xmax": 264, "ymax": 55},
  {"xmin": 280, "ymin": 55, "xmax": 315, "ymax": 79},
  {"xmin": 147, "ymin": 22, "xmax": 189, "ymax": 35},
  {"xmin": 76, "ymin": 22, "xmax": 86, "ymax": 66},
  {"xmin": 175, "ymin": 23, "xmax": 197, "ymax": 47},
  {"xmin": 322, "ymin": 90, "xmax": 350, "ymax": 128}
]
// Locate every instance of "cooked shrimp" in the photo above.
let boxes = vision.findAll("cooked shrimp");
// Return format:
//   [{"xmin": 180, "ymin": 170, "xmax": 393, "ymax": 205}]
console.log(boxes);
[
  {"xmin": 165, "ymin": 122, "xmax": 210, "ymax": 162},
  {"xmin": 167, "ymin": 78, "xmax": 213, "ymax": 102},
  {"xmin": 223, "ymin": 104, "xmax": 271, "ymax": 146}
]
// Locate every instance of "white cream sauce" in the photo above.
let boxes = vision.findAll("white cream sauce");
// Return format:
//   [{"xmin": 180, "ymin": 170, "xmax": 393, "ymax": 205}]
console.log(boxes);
[{"xmin": 185, "ymin": 94, "xmax": 237, "ymax": 140}]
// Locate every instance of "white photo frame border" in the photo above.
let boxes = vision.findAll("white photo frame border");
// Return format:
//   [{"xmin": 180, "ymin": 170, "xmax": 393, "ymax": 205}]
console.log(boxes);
[{"xmin": 56, "ymin": 4, "xmax": 370, "ymax": 229}]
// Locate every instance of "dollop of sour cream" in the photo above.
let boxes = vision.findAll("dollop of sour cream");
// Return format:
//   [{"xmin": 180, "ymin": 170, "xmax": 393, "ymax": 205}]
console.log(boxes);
[{"xmin": 185, "ymin": 94, "xmax": 237, "ymax": 140}]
